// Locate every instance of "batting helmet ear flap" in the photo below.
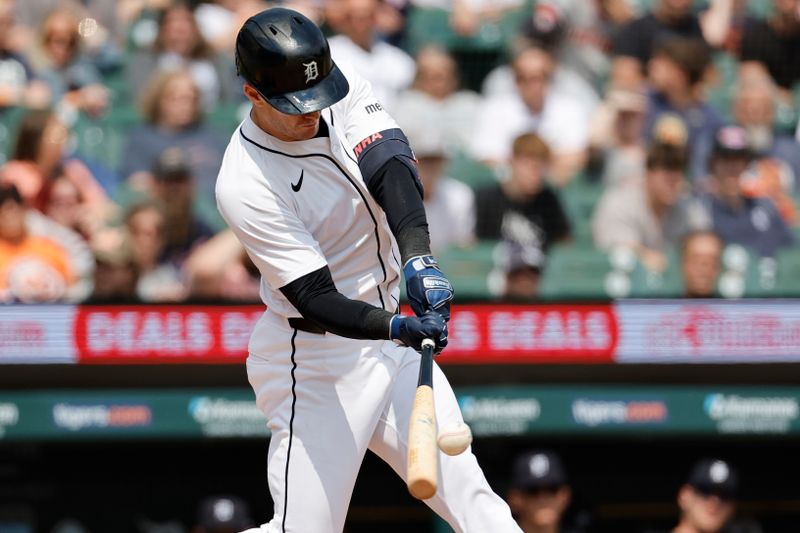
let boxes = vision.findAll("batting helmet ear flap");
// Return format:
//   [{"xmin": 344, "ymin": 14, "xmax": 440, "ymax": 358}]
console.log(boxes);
[{"xmin": 235, "ymin": 8, "xmax": 350, "ymax": 115}]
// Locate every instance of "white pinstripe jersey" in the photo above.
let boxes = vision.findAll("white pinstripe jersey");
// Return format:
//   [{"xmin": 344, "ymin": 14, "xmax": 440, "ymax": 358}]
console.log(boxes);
[{"xmin": 215, "ymin": 64, "xmax": 402, "ymax": 332}]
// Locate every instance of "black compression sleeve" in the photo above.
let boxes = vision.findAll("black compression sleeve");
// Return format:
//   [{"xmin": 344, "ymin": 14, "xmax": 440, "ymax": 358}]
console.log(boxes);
[
  {"xmin": 366, "ymin": 158, "xmax": 431, "ymax": 263},
  {"xmin": 280, "ymin": 266, "xmax": 395, "ymax": 339}
]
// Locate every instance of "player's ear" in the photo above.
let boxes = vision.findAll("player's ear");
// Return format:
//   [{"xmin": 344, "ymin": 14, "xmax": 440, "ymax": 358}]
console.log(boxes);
[
  {"xmin": 507, "ymin": 489, "xmax": 525, "ymax": 515},
  {"xmin": 677, "ymin": 484, "xmax": 692, "ymax": 509},
  {"xmin": 556, "ymin": 486, "xmax": 572, "ymax": 511},
  {"xmin": 243, "ymin": 83, "xmax": 266, "ymax": 107}
]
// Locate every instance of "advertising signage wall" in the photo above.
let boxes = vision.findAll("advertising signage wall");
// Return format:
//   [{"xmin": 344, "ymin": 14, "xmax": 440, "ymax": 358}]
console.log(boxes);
[
  {"xmin": 1, "ymin": 387, "xmax": 798, "ymax": 441},
  {"xmin": 0, "ymin": 301, "xmax": 799, "ymax": 364},
  {"xmin": 615, "ymin": 300, "xmax": 800, "ymax": 363}
]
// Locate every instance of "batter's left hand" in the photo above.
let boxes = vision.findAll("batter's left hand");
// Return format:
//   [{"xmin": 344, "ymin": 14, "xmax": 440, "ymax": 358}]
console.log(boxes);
[{"xmin": 403, "ymin": 255, "xmax": 454, "ymax": 322}]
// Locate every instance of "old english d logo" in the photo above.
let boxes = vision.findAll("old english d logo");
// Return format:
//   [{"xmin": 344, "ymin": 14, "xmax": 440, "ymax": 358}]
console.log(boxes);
[
  {"xmin": 292, "ymin": 169, "xmax": 304, "ymax": 192},
  {"xmin": 303, "ymin": 61, "xmax": 319, "ymax": 83}
]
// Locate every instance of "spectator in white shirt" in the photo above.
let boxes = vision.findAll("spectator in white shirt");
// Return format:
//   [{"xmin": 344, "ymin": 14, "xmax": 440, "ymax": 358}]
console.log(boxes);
[
  {"xmin": 328, "ymin": 0, "xmax": 415, "ymax": 112},
  {"xmin": 469, "ymin": 44, "xmax": 592, "ymax": 185},
  {"xmin": 410, "ymin": 130, "xmax": 475, "ymax": 254},
  {"xmin": 394, "ymin": 46, "xmax": 480, "ymax": 154}
]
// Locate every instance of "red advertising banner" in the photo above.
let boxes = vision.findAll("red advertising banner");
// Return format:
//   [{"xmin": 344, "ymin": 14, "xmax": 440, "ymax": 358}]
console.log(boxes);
[
  {"xmin": 69, "ymin": 304, "xmax": 618, "ymax": 364},
  {"xmin": 0, "ymin": 300, "xmax": 794, "ymax": 365},
  {"xmin": 74, "ymin": 306, "xmax": 263, "ymax": 363},
  {"xmin": 440, "ymin": 304, "xmax": 618, "ymax": 364}
]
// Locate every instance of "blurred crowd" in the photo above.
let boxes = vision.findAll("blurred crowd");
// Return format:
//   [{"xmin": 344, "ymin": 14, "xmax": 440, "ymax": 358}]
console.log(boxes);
[{"xmin": 0, "ymin": 0, "xmax": 799, "ymax": 303}]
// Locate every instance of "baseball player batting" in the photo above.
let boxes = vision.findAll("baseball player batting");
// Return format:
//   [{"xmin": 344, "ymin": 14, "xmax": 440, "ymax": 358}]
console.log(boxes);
[{"xmin": 216, "ymin": 8, "xmax": 522, "ymax": 533}]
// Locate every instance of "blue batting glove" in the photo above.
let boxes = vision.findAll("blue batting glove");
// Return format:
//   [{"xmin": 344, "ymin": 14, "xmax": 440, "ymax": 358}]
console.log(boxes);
[
  {"xmin": 403, "ymin": 255, "xmax": 454, "ymax": 322},
  {"xmin": 390, "ymin": 311, "xmax": 448, "ymax": 353}
]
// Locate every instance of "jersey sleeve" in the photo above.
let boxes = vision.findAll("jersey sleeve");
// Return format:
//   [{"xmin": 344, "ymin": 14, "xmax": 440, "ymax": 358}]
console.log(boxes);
[
  {"xmin": 335, "ymin": 63, "xmax": 401, "ymax": 154},
  {"xmin": 216, "ymin": 173, "xmax": 328, "ymax": 290}
]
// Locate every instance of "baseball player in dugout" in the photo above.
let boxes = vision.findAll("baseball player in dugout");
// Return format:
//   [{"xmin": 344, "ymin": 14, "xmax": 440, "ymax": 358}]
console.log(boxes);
[
  {"xmin": 508, "ymin": 450, "xmax": 585, "ymax": 533},
  {"xmin": 642, "ymin": 458, "xmax": 748, "ymax": 533},
  {"xmin": 670, "ymin": 459, "xmax": 740, "ymax": 533},
  {"xmin": 215, "ymin": 7, "xmax": 523, "ymax": 533}
]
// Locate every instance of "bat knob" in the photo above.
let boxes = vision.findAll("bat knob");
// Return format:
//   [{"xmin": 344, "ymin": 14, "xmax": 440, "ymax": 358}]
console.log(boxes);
[
  {"xmin": 421, "ymin": 338, "xmax": 435, "ymax": 349},
  {"xmin": 408, "ymin": 478, "xmax": 437, "ymax": 500}
]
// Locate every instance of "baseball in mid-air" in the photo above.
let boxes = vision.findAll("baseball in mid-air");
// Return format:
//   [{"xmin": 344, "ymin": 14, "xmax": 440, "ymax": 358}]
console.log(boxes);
[{"xmin": 437, "ymin": 421, "xmax": 472, "ymax": 456}]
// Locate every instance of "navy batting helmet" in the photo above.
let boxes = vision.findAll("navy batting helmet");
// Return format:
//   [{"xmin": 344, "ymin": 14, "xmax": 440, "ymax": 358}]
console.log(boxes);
[{"xmin": 235, "ymin": 8, "xmax": 350, "ymax": 115}]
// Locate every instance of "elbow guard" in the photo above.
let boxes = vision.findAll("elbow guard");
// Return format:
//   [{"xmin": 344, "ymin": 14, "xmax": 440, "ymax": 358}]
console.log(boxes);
[{"xmin": 354, "ymin": 128, "xmax": 423, "ymax": 197}]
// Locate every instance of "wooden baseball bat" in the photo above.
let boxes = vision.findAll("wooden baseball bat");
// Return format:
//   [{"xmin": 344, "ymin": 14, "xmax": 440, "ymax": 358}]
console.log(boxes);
[{"xmin": 407, "ymin": 338, "xmax": 438, "ymax": 500}]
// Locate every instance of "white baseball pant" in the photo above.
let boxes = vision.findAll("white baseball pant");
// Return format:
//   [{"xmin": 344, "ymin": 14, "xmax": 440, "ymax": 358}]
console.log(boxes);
[{"xmin": 244, "ymin": 311, "xmax": 522, "ymax": 533}]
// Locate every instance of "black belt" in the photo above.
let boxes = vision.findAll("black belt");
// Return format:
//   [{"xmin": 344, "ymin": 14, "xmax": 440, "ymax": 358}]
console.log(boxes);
[{"xmin": 288, "ymin": 317, "xmax": 326, "ymax": 335}]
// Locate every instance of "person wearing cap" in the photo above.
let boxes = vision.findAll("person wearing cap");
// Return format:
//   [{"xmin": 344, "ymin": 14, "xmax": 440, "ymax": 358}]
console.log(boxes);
[
  {"xmin": 672, "ymin": 459, "xmax": 738, "ymax": 533},
  {"xmin": 489, "ymin": 238, "xmax": 545, "ymax": 301},
  {"xmin": 508, "ymin": 450, "xmax": 573, "ymax": 533},
  {"xmin": 192, "ymin": 496, "xmax": 255, "ymax": 533},
  {"xmin": 150, "ymin": 147, "xmax": 216, "ymax": 268},
  {"xmin": 698, "ymin": 125, "xmax": 794, "ymax": 258},
  {"xmin": 218, "ymin": 8, "xmax": 520, "ymax": 532}
]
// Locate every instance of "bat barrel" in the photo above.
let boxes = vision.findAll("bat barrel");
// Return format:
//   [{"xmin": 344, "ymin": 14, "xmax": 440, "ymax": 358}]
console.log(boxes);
[
  {"xmin": 407, "ymin": 338, "xmax": 438, "ymax": 500},
  {"xmin": 407, "ymin": 383, "xmax": 437, "ymax": 499}
]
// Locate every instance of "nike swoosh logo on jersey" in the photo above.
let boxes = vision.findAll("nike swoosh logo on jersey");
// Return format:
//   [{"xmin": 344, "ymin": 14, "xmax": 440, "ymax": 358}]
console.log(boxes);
[{"xmin": 291, "ymin": 170, "xmax": 304, "ymax": 192}]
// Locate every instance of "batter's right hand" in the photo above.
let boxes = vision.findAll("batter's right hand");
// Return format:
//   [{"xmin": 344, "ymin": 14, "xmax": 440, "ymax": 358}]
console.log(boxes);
[{"xmin": 390, "ymin": 311, "xmax": 448, "ymax": 353}]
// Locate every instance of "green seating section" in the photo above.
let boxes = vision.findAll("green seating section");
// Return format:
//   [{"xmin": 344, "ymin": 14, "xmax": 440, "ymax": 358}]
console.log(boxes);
[
  {"xmin": 437, "ymin": 241, "xmax": 499, "ymax": 299},
  {"xmin": 776, "ymin": 247, "xmax": 800, "ymax": 297},
  {"xmin": 560, "ymin": 178, "xmax": 603, "ymax": 244},
  {"xmin": 72, "ymin": 106, "xmax": 141, "ymax": 171},
  {"xmin": 404, "ymin": 3, "xmax": 530, "ymax": 90},
  {"xmin": 445, "ymin": 151, "xmax": 497, "ymax": 190},
  {"xmin": 539, "ymin": 244, "xmax": 610, "ymax": 299},
  {"xmin": 0, "ymin": 107, "xmax": 27, "ymax": 164}
]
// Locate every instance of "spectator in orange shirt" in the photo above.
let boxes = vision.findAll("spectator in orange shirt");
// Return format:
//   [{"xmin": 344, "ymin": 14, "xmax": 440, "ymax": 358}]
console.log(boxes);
[{"xmin": 0, "ymin": 184, "xmax": 73, "ymax": 303}]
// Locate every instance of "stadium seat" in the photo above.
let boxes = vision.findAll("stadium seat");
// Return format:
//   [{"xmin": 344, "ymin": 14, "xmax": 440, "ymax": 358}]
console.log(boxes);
[
  {"xmin": 72, "ymin": 106, "xmax": 141, "ymax": 171},
  {"xmin": 404, "ymin": 4, "xmax": 527, "ymax": 90},
  {"xmin": 707, "ymin": 52, "xmax": 737, "ymax": 120},
  {"xmin": 437, "ymin": 241, "xmax": 498, "ymax": 299},
  {"xmin": 560, "ymin": 177, "xmax": 603, "ymax": 244},
  {"xmin": 776, "ymin": 247, "xmax": 800, "ymax": 296},
  {"xmin": 539, "ymin": 243, "xmax": 610, "ymax": 299},
  {"xmin": 627, "ymin": 249, "xmax": 683, "ymax": 298},
  {"xmin": 207, "ymin": 102, "xmax": 247, "ymax": 137},
  {"xmin": 717, "ymin": 244, "xmax": 781, "ymax": 298},
  {"xmin": 445, "ymin": 151, "xmax": 497, "ymax": 190},
  {"xmin": 0, "ymin": 107, "xmax": 27, "ymax": 164}
]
